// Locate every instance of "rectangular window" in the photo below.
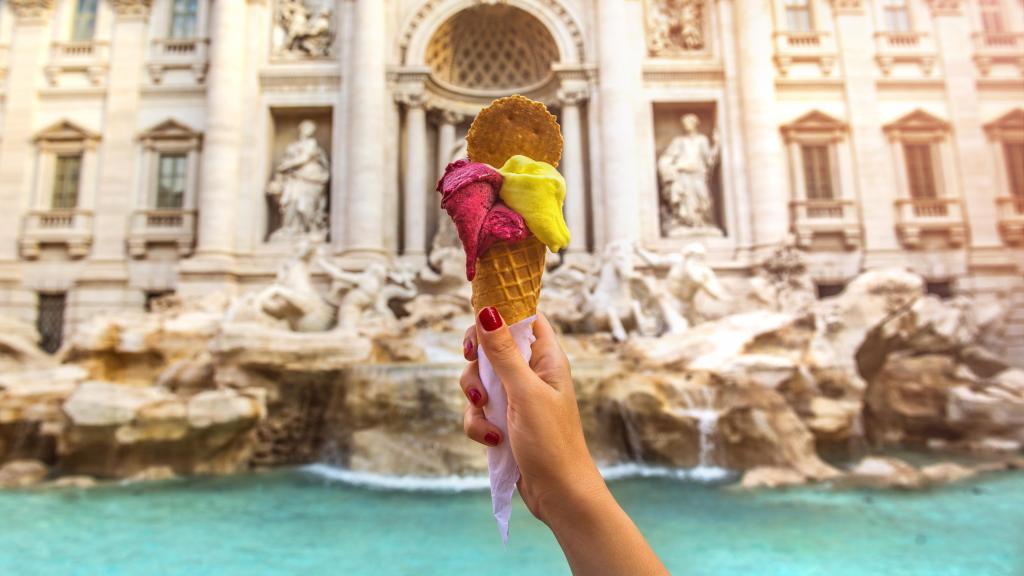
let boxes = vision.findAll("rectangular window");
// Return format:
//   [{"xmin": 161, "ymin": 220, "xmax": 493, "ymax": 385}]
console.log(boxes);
[
  {"xmin": 883, "ymin": 0, "xmax": 911, "ymax": 32},
  {"xmin": 37, "ymin": 293, "xmax": 66, "ymax": 354},
  {"xmin": 904, "ymin": 144, "xmax": 938, "ymax": 200},
  {"xmin": 156, "ymin": 153, "xmax": 187, "ymax": 209},
  {"xmin": 979, "ymin": 0, "xmax": 1005, "ymax": 34},
  {"xmin": 72, "ymin": 0, "xmax": 98, "ymax": 42},
  {"xmin": 785, "ymin": 0, "xmax": 813, "ymax": 32},
  {"xmin": 52, "ymin": 155, "xmax": 83, "ymax": 209},
  {"xmin": 801, "ymin": 144, "xmax": 834, "ymax": 200},
  {"xmin": 170, "ymin": 0, "xmax": 199, "ymax": 38},
  {"xmin": 1005, "ymin": 142, "xmax": 1024, "ymax": 199}
]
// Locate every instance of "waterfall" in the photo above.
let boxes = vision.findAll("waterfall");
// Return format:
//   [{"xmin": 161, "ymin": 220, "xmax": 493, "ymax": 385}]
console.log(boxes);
[{"xmin": 677, "ymin": 387, "xmax": 727, "ymax": 481}]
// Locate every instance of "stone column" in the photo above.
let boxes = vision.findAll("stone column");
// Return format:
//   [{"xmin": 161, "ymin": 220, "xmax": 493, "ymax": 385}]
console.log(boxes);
[
  {"xmin": 398, "ymin": 89, "xmax": 429, "ymax": 257},
  {"xmin": 597, "ymin": 0, "xmax": 643, "ymax": 245},
  {"xmin": 344, "ymin": 0, "xmax": 387, "ymax": 257},
  {"xmin": 831, "ymin": 0, "xmax": 902, "ymax": 265},
  {"xmin": 734, "ymin": 0, "xmax": 789, "ymax": 249},
  {"xmin": 436, "ymin": 110, "xmax": 462, "ymax": 177},
  {"xmin": 928, "ymin": 0, "xmax": 1003, "ymax": 267},
  {"xmin": 558, "ymin": 84, "xmax": 590, "ymax": 252},
  {"xmin": 0, "ymin": 0, "xmax": 54, "ymax": 262},
  {"xmin": 92, "ymin": 0, "xmax": 150, "ymax": 261},
  {"xmin": 194, "ymin": 0, "xmax": 246, "ymax": 259}
]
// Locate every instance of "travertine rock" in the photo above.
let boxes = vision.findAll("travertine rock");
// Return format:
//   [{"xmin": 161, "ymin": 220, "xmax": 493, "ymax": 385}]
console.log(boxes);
[
  {"xmin": 0, "ymin": 459, "xmax": 48, "ymax": 488},
  {"xmin": 740, "ymin": 466, "xmax": 806, "ymax": 489},
  {"xmin": 920, "ymin": 462, "xmax": 976, "ymax": 485},
  {"xmin": 844, "ymin": 456, "xmax": 923, "ymax": 490}
]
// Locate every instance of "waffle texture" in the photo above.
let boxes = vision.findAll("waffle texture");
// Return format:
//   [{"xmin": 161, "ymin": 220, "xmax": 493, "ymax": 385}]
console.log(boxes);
[{"xmin": 471, "ymin": 235, "xmax": 546, "ymax": 325}]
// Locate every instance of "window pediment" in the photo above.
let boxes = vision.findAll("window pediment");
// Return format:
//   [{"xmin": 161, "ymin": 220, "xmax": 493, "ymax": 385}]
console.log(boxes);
[
  {"xmin": 884, "ymin": 109, "xmax": 950, "ymax": 142},
  {"xmin": 984, "ymin": 109, "xmax": 1024, "ymax": 142},
  {"xmin": 138, "ymin": 119, "xmax": 203, "ymax": 150},
  {"xmin": 781, "ymin": 110, "xmax": 848, "ymax": 143},
  {"xmin": 33, "ymin": 120, "xmax": 101, "ymax": 150}
]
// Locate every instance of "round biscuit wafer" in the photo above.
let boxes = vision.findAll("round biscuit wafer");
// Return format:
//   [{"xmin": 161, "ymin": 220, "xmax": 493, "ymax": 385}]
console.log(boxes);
[{"xmin": 466, "ymin": 95, "xmax": 563, "ymax": 169}]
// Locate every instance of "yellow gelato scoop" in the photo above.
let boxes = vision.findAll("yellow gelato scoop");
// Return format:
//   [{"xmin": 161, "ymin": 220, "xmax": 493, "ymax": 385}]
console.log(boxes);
[{"xmin": 497, "ymin": 155, "xmax": 570, "ymax": 253}]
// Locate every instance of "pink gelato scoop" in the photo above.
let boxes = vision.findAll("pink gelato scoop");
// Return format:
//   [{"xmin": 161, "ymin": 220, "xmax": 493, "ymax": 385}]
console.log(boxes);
[{"xmin": 437, "ymin": 159, "xmax": 530, "ymax": 280}]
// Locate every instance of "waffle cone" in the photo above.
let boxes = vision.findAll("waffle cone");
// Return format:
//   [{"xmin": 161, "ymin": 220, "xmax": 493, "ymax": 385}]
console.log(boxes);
[{"xmin": 471, "ymin": 236, "xmax": 546, "ymax": 325}]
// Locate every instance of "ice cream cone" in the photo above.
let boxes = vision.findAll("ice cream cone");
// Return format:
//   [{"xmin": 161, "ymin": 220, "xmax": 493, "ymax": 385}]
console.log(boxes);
[{"xmin": 471, "ymin": 235, "xmax": 546, "ymax": 325}]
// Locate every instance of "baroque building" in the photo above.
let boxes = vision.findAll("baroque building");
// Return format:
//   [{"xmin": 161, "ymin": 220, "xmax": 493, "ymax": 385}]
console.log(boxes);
[{"xmin": 0, "ymin": 0, "xmax": 1022, "ymax": 356}]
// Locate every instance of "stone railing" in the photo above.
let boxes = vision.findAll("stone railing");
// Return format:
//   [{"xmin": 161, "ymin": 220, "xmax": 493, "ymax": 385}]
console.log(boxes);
[
  {"xmin": 127, "ymin": 209, "xmax": 196, "ymax": 257},
  {"xmin": 971, "ymin": 32, "xmax": 1024, "ymax": 76},
  {"xmin": 19, "ymin": 209, "xmax": 94, "ymax": 259},
  {"xmin": 873, "ymin": 32, "xmax": 936, "ymax": 77},
  {"xmin": 147, "ymin": 38, "xmax": 209, "ymax": 84},
  {"xmin": 894, "ymin": 198, "xmax": 965, "ymax": 248},
  {"xmin": 45, "ymin": 41, "xmax": 110, "ymax": 86},
  {"xmin": 996, "ymin": 196, "xmax": 1024, "ymax": 245},
  {"xmin": 772, "ymin": 31, "xmax": 836, "ymax": 76},
  {"xmin": 789, "ymin": 199, "xmax": 861, "ymax": 249}
]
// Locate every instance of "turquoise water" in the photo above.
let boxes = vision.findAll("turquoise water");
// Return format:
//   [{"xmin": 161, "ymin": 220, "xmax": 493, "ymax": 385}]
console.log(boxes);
[{"xmin": 1, "ymin": 467, "xmax": 1023, "ymax": 576}]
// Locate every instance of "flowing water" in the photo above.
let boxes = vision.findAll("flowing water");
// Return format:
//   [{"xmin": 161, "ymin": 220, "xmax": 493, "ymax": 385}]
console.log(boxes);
[{"xmin": 1, "ymin": 466, "xmax": 1022, "ymax": 576}]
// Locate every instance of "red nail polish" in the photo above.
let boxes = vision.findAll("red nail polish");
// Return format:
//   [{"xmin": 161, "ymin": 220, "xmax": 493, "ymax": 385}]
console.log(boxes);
[
  {"xmin": 478, "ymin": 306, "xmax": 503, "ymax": 332},
  {"xmin": 463, "ymin": 340, "xmax": 474, "ymax": 360},
  {"xmin": 467, "ymin": 387, "xmax": 482, "ymax": 406},
  {"xmin": 484, "ymin": 432, "xmax": 500, "ymax": 446}
]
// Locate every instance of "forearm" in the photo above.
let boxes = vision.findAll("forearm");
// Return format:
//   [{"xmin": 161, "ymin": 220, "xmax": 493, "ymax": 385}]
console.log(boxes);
[{"xmin": 545, "ymin": 472, "xmax": 669, "ymax": 576}]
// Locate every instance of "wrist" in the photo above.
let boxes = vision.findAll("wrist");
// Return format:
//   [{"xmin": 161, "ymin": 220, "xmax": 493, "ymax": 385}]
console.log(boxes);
[{"xmin": 538, "ymin": 464, "xmax": 611, "ymax": 531}]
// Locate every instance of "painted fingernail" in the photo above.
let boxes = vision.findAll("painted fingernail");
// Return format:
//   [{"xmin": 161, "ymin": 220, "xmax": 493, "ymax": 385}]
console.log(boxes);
[
  {"xmin": 484, "ymin": 432, "xmax": 500, "ymax": 446},
  {"xmin": 463, "ymin": 340, "xmax": 474, "ymax": 360},
  {"xmin": 467, "ymin": 387, "xmax": 482, "ymax": 406},
  {"xmin": 478, "ymin": 306, "xmax": 503, "ymax": 332}
]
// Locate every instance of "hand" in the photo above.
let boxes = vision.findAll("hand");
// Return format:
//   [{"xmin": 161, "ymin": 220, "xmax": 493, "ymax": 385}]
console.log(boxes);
[{"xmin": 460, "ymin": 310, "xmax": 603, "ymax": 525}]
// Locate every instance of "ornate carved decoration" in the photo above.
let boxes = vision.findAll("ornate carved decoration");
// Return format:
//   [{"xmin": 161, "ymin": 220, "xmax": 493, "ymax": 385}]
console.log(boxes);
[
  {"xmin": 33, "ymin": 120, "xmax": 101, "ymax": 151},
  {"xmin": 109, "ymin": 0, "xmax": 152, "ymax": 18},
  {"xmin": 8, "ymin": 0, "xmax": 54, "ymax": 20},
  {"xmin": 138, "ymin": 119, "xmax": 203, "ymax": 150},
  {"xmin": 781, "ymin": 110, "xmax": 848, "ymax": 143},
  {"xmin": 557, "ymin": 85, "xmax": 589, "ymax": 106},
  {"xmin": 645, "ymin": 0, "xmax": 706, "ymax": 55},
  {"xmin": 983, "ymin": 108, "xmax": 1024, "ymax": 142},
  {"xmin": 926, "ymin": 0, "xmax": 962, "ymax": 16},
  {"xmin": 273, "ymin": 0, "xmax": 334, "ymax": 58},
  {"xmin": 828, "ymin": 0, "xmax": 864, "ymax": 14}
]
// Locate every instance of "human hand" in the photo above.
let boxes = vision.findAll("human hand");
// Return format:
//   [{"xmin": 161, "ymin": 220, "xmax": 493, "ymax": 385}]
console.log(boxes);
[{"xmin": 460, "ymin": 309, "xmax": 604, "ymax": 525}]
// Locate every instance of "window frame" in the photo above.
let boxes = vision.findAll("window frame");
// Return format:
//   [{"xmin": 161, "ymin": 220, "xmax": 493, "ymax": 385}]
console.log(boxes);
[
  {"xmin": 882, "ymin": 0, "xmax": 912, "ymax": 33},
  {"xmin": 137, "ymin": 119, "xmax": 203, "ymax": 212},
  {"xmin": 155, "ymin": 152, "xmax": 188, "ymax": 209},
  {"xmin": 978, "ymin": 0, "xmax": 1006, "ymax": 35},
  {"xmin": 71, "ymin": 0, "xmax": 98, "ymax": 42},
  {"xmin": 51, "ymin": 154, "xmax": 84, "ymax": 209},
  {"xmin": 783, "ymin": 0, "xmax": 814, "ymax": 32},
  {"xmin": 169, "ymin": 0, "xmax": 199, "ymax": 39}
]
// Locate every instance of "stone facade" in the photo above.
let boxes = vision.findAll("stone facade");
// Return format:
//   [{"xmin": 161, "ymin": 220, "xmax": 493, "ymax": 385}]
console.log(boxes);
[{"xmin": 0, "ymin": 0, "xmax": 1022, "ymax": 359}]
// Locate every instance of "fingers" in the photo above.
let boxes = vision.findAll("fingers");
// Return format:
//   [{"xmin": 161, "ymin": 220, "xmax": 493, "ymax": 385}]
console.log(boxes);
[
  {"xmin": 528, "ymin": 313, "xmax": 571, "ymax": 391},
  {"xmin": 463, "ymin": 404, "xmax": 501, "ymax": 447},
  {"xmin": 475, "ymin": 307, "xmax": 541, "ymax": 400},
  {"xmin": 462, "ymin": 324, "xmax": 478, "ymax": 361},
  {"xmin": 459, "ymin": 361, "xmax": 488, "ymax": 408}
]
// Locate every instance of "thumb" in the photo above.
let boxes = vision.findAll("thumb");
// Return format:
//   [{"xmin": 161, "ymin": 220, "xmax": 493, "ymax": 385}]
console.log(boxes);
[{"xmin": 476, "ymin": 307, "xmax": 540, "ymax": 399}]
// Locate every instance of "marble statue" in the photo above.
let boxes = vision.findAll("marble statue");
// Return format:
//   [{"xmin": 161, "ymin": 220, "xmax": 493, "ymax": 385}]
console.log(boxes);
[
  {"xmin": 581, "ymin": 240, "xmax": 657, "ymax": 342},
  {"xmin": 647, "ymin": 0, "xmax": 705, "ymax": 55},
  {"xmin": 657, "ymin": 114, "xmax": 720, "ymax": 234},
  {"xmin": 267, "ymin": 120, "xmax": 330, "ymax": 241},
  {"xmin": 751, "ymin": 235, "xmax": 817, "ymax": 314},
  {"xmin": 636, "ymin": 243, "xmax": 728, "ymax": 334},
  {"xmin": 275, "ymin": 0, "xmax": 333, "ymax": 57},
  {"xmin": 255, "ymin": 240, "xmax": 336, "ymax": 332},
  {"xmin": 316, "ymin": 256, "xmax": 416, "ymax": 334}
]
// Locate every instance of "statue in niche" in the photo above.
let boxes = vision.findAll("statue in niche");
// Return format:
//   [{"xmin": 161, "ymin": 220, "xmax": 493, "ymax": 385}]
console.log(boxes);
[
  {"xmin": 647, "ymin": 0, "xmax": 705, "ymax": 55},
  {"xmin": 657, "ymin": 113, "xmax": 720, "ymax": 235},
  {"xmin": 636, "ymin": 243, "xmax": 729, "ymax": 334},
  {"xmin": 276, "ymin": 0, "xmax": 333, "ymax": 57},
  {"xmin": 267, "ymin": 120, "xmax": 330, "ymax": 242}
]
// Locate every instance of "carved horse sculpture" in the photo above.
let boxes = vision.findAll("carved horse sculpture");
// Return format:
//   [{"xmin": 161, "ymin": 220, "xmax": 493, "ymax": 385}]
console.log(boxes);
[{"xmin": 581, "ymin": 240, "xmax": 655, "ymax": 342}]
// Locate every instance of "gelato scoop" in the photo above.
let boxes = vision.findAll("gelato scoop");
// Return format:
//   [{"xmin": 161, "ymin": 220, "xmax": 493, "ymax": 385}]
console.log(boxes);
[{"xmin": 497, "ymin": 155, "xmax": 570, "ymax": 253}]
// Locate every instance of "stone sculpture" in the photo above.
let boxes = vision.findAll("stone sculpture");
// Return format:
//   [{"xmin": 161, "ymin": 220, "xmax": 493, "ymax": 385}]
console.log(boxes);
[
  {"xmin": 580, "ymin": 240, "xmax": 657, "ymax": 342},
  {"xmin": 750, "ymin": 235, "xmax": 817, "ymax": 314},
  {"xmin": 647, "ymin": 0, "xmax": 705, "ymax": 55},
  {"xmin": 255, "ymin": 240, "xmax": 336, "ymax": 332},
  {"xmin": 317, "ymin": 255, "xmax": 416, "ymax": 334},
  {"xmin": 267, "ymin": 120, "xmax": 330, "ymax": 241},
  {"xmin": 275, "ymin": 0, "xmax": 333, "ymax": 57},
  {"xmin": 657, "ymin": 114, "xmax": 720, "ymax": 234},
  {"xmin": 636, "ymin": 243, "xmax": 729, "ymax": 334}
]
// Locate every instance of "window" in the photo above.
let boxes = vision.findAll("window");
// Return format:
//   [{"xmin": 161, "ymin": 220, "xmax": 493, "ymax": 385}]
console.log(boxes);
[
  {"xmin": 882, "ymin": 0, "xmax": 911, "ymax": 33},
  {"xmin": 925, "ymin": 280, "xmax": 953, "ymax": 299},
  {"xmin": 785, "ymin": 0, "xmax": 813, "ymax": 32},
  {"xmin": 52, "ymin": 155, "xmax": 82, "ymax": 209},
  {"xmin": 801, "ymin": 145, "xmax": 834, "ymax": 200},
  {"xmin": 37, "ymin": 293, "xmax": 66, "ymax": 354},
  {"xmin": 170, "ymin": 0, "xmax": 199, "ymax": 38},
  {"xmin": 815, "ymin": 282, "xmax": 846, "ymax": 298},
  {"xmin": 72, "ymin": 0, "xmax": 98, "ymax": 42},
  {"xmin": 1005, "ymin": 142, "xmax": 1024, "ymax": 199},
  {"xmin": 156, "ymin": 153, "xmax": 187, "ymax": 208},
  {"xmin": 979, "ymin": 0, "xmax": 1005, "ymax": 34},
  {"xmin": 904, "ymin": 144, "xmax": 938, "ymax": 200}
]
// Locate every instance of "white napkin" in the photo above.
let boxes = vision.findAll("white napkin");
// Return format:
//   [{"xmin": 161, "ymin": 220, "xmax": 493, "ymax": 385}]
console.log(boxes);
[{"xmin": 476, "ymin": 314, "xmax": 536, "ymax": 544}]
